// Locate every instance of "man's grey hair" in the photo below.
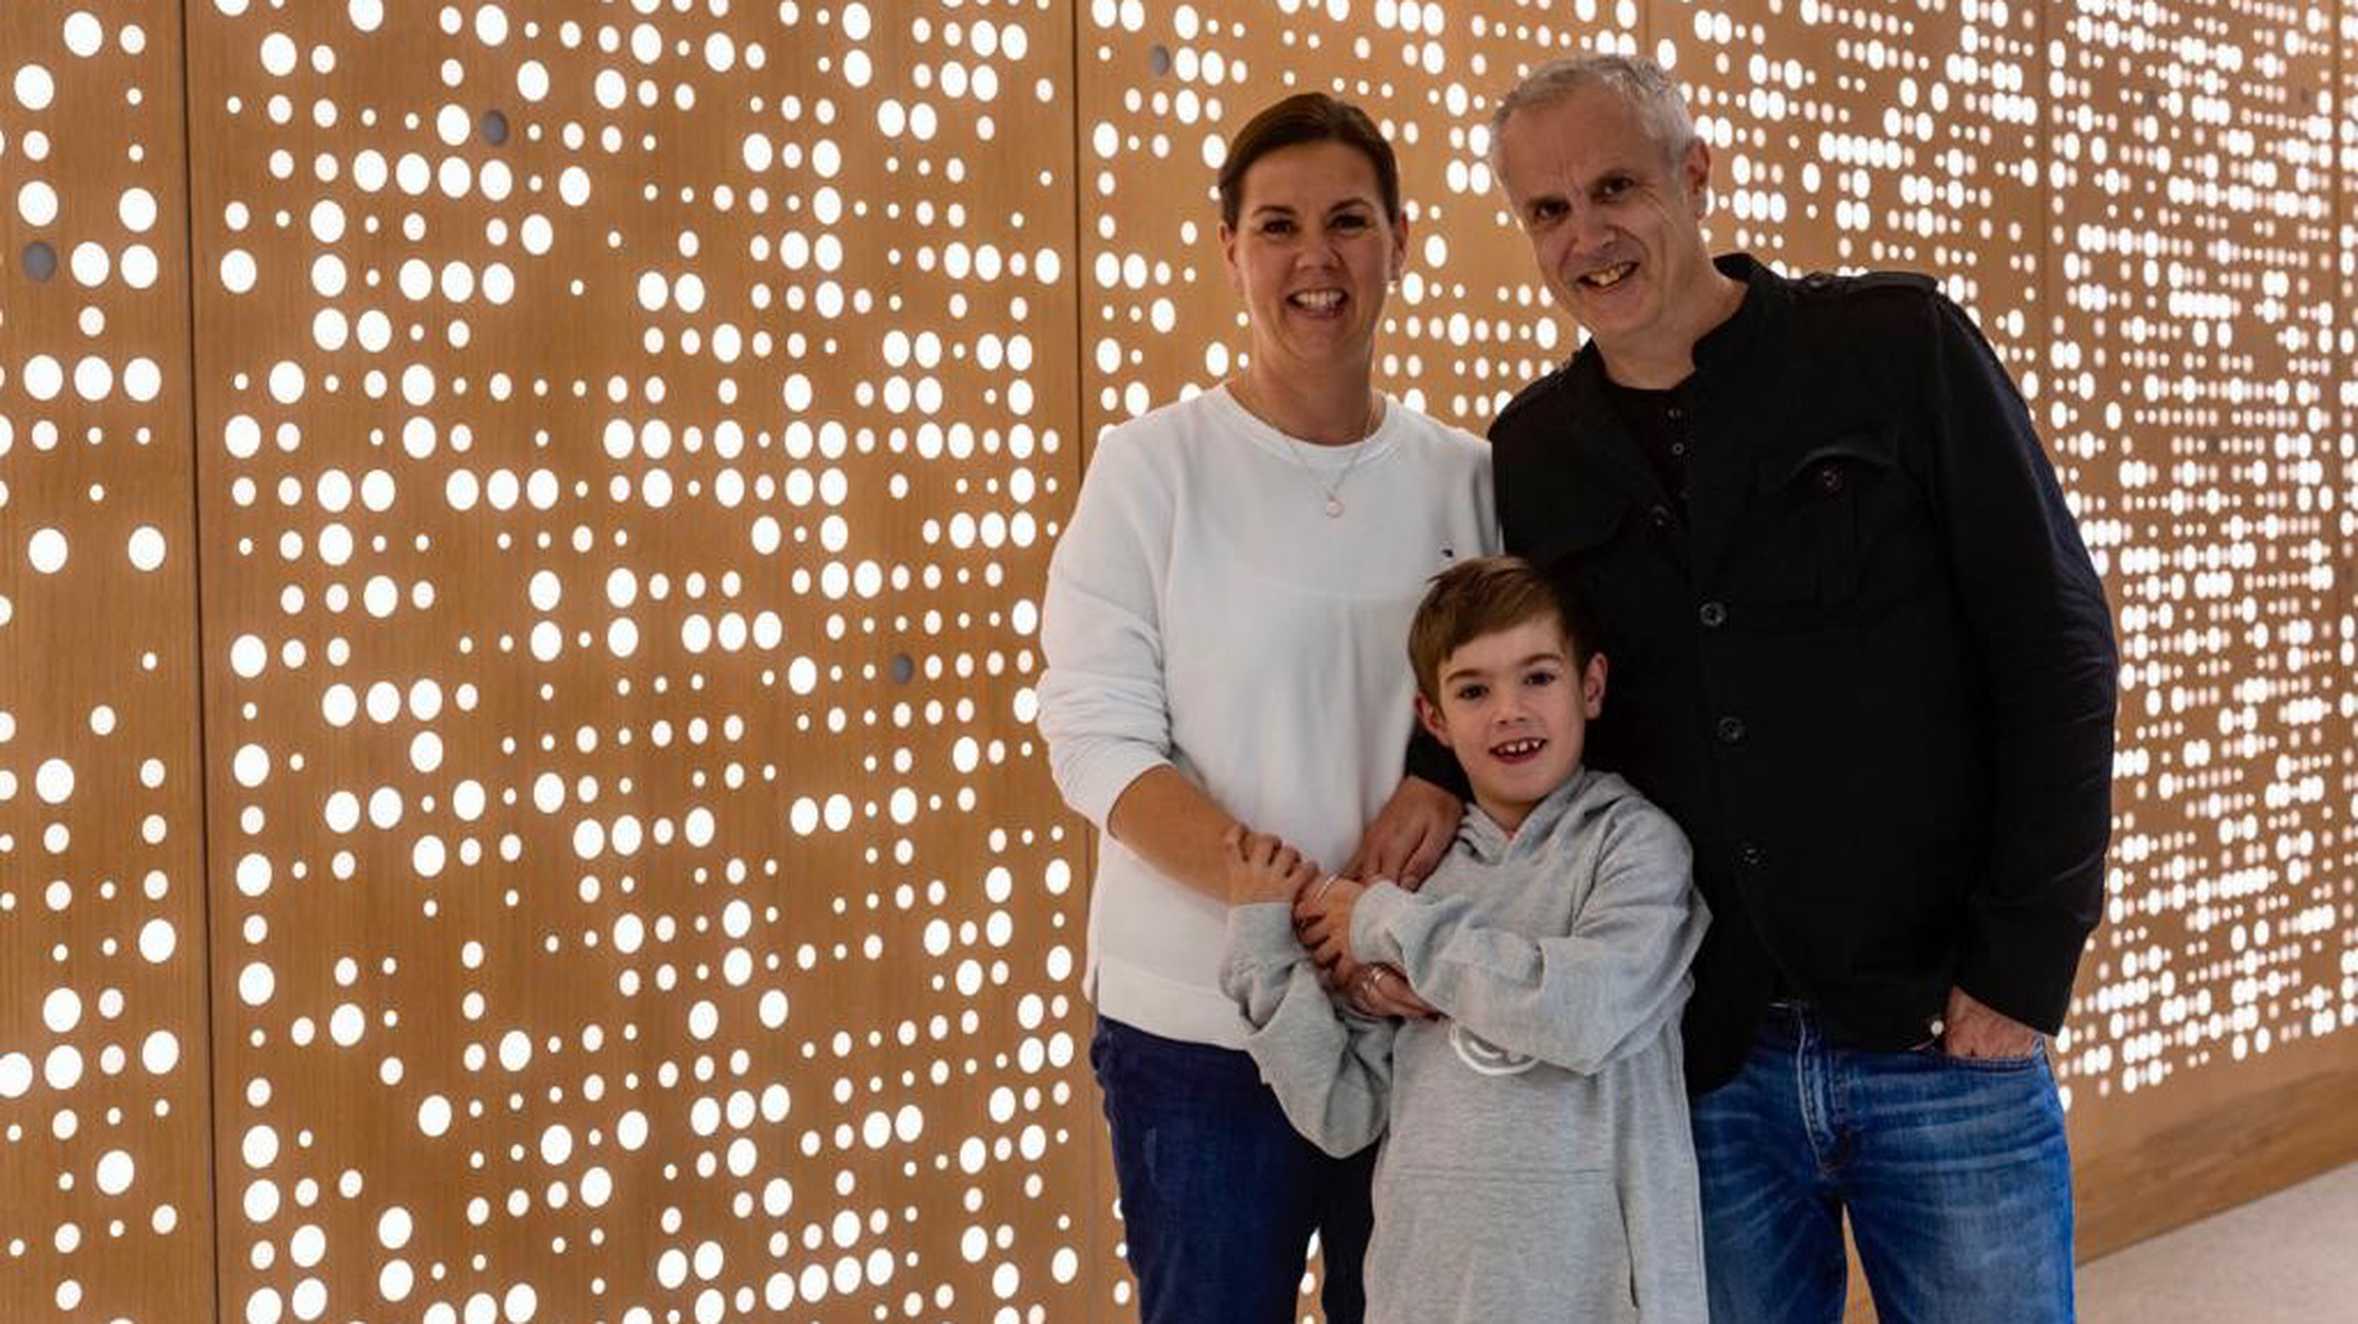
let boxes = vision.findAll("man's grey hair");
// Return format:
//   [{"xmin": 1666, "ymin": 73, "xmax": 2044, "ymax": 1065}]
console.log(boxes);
[{"xmin": 1486, "ymin": 54, "xmax": 1698, "ymax": 176}]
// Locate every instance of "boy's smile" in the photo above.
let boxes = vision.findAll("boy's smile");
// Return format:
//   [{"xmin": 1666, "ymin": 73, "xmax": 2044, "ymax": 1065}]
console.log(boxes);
[
  {"xmin": 1417, "ymin": 615, "xmax": 1608, "ymax": 835},
  {"xmin": 1491, "ymin": 736, "xmax": 1548, "ymax": 764}
]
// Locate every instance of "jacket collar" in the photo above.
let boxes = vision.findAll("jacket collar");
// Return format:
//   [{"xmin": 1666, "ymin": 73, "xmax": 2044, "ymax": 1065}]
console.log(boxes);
[
  {"xmin": 1565, "ymin": 252, "xmax": 1786, "ymax": 397},
  {"xmin": 1547, "ymin": 254, "xmax": 1795, "ymax": 583}
]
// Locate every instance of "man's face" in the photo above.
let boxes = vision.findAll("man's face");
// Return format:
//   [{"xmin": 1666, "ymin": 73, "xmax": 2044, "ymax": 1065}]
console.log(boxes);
[
  {"xmin": 1495, "ymin": 85, "xmax": 1715, "ymax": 366},
  {"xmin": 1416, "ymin": 615, "xmax": 1607, "ymax": 834}
]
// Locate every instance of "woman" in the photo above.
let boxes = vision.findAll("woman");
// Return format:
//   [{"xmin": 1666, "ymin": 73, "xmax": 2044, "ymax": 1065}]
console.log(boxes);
[{"xmin": 1037, "ymin": 94, "xmax": 1498, "ymax": 1322}]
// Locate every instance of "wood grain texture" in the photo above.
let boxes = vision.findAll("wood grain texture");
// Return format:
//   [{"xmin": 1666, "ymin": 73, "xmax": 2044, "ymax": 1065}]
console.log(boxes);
[
  {"xmin": 179, "ymin": 3, "xmax": 1089, "ymax": 1321},
  {"xmin": 0, "ymin": 3, "xmax": 217, "ymax": 1322},
  {"xmin": 1, "ymin": 3, "xmax": 2353, "ymax": 1321}
]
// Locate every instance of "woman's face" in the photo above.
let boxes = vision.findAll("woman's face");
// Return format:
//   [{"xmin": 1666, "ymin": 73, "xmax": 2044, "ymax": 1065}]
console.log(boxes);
[{"xmin": 1220, "ymin": 139, "xmax": 1407, "ymax": 377}]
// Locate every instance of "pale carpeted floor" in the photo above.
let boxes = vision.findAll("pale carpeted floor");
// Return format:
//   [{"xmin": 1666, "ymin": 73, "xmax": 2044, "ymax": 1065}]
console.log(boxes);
[{"xmin": 2077, "ymin": 1161, "xmax": 2358, "ymax": 1323}]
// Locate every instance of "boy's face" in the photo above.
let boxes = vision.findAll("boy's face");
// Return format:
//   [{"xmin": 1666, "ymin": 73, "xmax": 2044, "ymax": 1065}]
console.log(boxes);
[{"xmin": 1416, "ymin": 614, "xmax": 1607, "ymax": 832}]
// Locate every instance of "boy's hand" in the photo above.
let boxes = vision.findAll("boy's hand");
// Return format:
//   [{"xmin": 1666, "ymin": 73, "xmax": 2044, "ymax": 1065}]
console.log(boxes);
[
  {"xmin": 1221, "ymin": 825, "xmax": 1321, "ymax": 907},
  {"xmin": 1321, "ymin": 951, "xmax": 1436, "ymax": 1019},
  {"xmin": 1293, "ymin": 875, "xmax": 1368, "ymax": 971},
  {"xmin": 1346, "ymin": 963, "xmax": 1435, "ymax": 1019}
]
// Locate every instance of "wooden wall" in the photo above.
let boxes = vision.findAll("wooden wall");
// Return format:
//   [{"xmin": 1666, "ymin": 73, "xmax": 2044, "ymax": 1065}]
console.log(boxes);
[{"xmin": 1, "ymin": 2, "xmax": 2352, "ymax": 1320}]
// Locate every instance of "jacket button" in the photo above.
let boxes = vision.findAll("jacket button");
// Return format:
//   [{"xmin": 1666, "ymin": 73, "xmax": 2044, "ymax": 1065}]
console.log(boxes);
[
  {"xmin": 1648, "ymin": 504, "xmax": 1674, "ymax": 529},
  {"xmin": 1716, "ymin": 715, "xmax": 1747, "ymax": 745},
  {"xmin": 1698, "ymin": 601, "xmax": 1727, "ymax": 629},
  {"xmin": 1739, "ymin": 842, "xmax": 1768, "ymax": 869},
  {"xmin": 1815, "ymin": 463, "xmax": 1846, "ymax": 495}
]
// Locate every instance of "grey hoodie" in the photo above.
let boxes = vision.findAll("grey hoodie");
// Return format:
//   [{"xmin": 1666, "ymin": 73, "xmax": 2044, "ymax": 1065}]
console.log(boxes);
[{"xmin": 1221, "ymin": 767, "xmax": 1710, "ymax": 1323}]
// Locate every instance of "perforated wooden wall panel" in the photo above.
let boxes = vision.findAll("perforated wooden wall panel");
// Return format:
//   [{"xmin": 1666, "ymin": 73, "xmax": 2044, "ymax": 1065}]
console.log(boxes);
[
  {"xmin": 2037, "ymin": 0, "xmax": 2351, "ymax": 1167},
  {"xmin": 1079, "ymin": 0, "xmax": 1618, "ymax": 443},
  {"xmin": 3, "ymin": 3, "xmax": 2357, "ymax": 1322},
  {"xmin": 179, "ymin": 2, "xmax": 1091, "ymax": 1322},
  {"xmin": 0, "ymin": 5, "xmax": 217, "ymax": 1322}
]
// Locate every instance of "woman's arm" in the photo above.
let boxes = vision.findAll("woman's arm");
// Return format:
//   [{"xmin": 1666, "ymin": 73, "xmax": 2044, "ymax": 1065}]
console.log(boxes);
[
  {"xmin": 1104, "ymin": 765, "xmax": 1246, "ymax": 901},
  {"xmin": 1036, "ymin": 431, "xmax": 1199, "ymax": 845},
  {"xmin": 1039, "ymin": 430, "xmax": 1332, "ymax": 898}
]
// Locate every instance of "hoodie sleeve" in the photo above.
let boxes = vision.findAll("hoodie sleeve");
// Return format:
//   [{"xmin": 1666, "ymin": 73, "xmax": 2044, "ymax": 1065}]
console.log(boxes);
[
  {"xmin": 1219, "ymin": 904, "xmax": 1396, "ymax": 1158},
  {"xmin": 1351, "ymin": 803, "xmax": 1708, "ymax": 1076}
]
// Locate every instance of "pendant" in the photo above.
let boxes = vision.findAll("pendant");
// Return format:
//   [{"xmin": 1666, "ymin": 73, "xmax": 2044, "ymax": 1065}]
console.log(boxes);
[{"xmin": 1324, "ymin": 496, "xmax": 1345, "ymax": 518}]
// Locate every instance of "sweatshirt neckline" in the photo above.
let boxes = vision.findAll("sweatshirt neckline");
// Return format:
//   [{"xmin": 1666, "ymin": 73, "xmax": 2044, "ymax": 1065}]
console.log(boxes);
[
  {"xmin": 1458, "ymin": 766, "xmax": 1599, "ymax": 864},
  {"xmin": 1209, "ymin": 381, "xmax": 1405, "ymax": 468}
]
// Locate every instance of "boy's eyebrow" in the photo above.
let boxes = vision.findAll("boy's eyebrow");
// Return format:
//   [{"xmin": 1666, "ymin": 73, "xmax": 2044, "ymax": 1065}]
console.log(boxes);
[{"xmin": 1440, "ymin": 651, "xmax": 1568, "ymax": 685}]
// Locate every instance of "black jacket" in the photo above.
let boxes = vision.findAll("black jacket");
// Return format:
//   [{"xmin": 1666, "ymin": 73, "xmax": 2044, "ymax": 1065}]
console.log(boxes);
[{"xmin": 1419, "ymin": 255, "xmax": 2119, "ymax": 1092}]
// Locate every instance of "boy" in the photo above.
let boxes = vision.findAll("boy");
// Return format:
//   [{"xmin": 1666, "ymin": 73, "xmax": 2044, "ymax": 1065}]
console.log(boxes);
[{"xmin": 1220, "ymin": 555, "xmax": 1710, "ymax": 1322}]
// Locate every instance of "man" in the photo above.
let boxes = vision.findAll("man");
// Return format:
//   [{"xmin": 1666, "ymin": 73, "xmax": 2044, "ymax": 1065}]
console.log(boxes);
[{"xmin": 1456, "ymin": 53, "xmax": 2119, "ymax": 1322}]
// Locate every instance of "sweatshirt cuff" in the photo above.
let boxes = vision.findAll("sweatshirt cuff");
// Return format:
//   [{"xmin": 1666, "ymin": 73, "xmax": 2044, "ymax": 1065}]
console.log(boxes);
[
  {"xmin": 1350, "ymin": 881, "xmax": 1419, "ymax": 969},
  {"xmin": 1226, "ymin": 903, "xmax": 1304, "ymax": 965}
]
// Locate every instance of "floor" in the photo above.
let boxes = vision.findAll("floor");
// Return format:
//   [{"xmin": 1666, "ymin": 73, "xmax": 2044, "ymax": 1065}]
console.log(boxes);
[{"xmin": 2077, "ymin": 1160, "xmax": 2358, "ymax": 1322}]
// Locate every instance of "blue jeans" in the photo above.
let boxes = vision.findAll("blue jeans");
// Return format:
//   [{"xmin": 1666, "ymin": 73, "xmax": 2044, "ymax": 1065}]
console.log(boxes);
[
  {"xmin": 1091, "ymin": 1015, "xmax": 1377, "ymax": 1324},
  {"xmin": 1690, "ymin": 1003, "xmax": 2074, "ymax": 1324}
]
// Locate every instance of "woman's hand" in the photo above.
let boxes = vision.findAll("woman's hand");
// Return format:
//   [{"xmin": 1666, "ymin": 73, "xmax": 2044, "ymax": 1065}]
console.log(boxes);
[{"xmin": 1221, "ymin": 825, "xmax": 1322, "ymax": 907}]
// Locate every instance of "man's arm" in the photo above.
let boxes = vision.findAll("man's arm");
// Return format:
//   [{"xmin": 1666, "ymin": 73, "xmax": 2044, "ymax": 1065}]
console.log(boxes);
[
  {"xmin": 1403, "ymin": 726, "xmax": 1472, "ymax": 801},
  {"xmin": 1922, "ymin": 293, "xmax": 2120, "ymax": 1035}
]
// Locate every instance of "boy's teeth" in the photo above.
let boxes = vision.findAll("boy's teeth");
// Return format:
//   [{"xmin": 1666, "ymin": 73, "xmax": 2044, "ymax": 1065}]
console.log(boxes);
[
  {"xmin": 1291, "ymin": 290, "xmax": 1344, "ymax": 310},
  {"xmin": 1581, "ymin": 262, "xmax": 1634, "ymax": 289}
]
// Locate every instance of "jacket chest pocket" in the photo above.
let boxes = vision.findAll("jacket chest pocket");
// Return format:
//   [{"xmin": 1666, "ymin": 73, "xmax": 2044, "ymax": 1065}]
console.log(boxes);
[{"xmin": 1741, "ymin": 431, "xmax": 1935, "ymax": 617}]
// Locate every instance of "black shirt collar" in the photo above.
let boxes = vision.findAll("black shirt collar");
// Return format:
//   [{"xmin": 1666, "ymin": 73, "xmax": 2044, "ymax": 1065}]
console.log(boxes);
[{"xmin": 1571, "ymin": 251, "xmax": 1784, "ymax": 392}]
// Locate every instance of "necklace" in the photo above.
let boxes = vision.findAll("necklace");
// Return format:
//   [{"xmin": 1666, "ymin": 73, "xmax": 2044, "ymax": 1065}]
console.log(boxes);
[{"xmin": 1231, "ymin": 380, "xmax": 1384, "ymax": 518}]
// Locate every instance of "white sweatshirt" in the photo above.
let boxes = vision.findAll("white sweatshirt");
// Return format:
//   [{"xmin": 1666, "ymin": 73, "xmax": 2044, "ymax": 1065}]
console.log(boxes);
[{"xmin": 1036, "ymin": 384, "xmax": 1499, "ymax": 1047}]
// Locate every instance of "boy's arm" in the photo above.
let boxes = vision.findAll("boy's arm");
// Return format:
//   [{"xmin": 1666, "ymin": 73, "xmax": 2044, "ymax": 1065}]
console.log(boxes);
[
  {"xmin": 1349, "ymin": 805, "xmax": 1708, "ymax": 1075},
  {"xmin": 1220, "ymin": 905, "xmax": 1398, "ymax": 1158}
]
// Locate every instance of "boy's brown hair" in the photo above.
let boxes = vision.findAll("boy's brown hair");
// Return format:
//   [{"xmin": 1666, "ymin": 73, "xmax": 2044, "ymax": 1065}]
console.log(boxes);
[{"xmin": 1408, "ymin": 555, "xmax": 1599, "ymax": 702}]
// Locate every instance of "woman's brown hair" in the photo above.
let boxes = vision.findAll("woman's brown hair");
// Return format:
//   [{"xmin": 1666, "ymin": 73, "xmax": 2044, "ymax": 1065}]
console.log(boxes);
[{"xmin": 1216, "ymin": 92, "xmax": 1402, "ymax": 229}]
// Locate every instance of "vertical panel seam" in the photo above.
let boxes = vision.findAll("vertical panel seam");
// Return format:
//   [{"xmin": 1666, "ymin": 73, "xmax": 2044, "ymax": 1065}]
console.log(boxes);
[
  {"xmin": 168, "ymin": 1, "xmax": 227, "ymax": 1321},
  {"xmin": 1061, "ymin": 4, "xmax": 1108, "ymax": 1312},
  {"xmin": 1063, "ymin": 11, "xmax": 1100, "ymax": 939}
]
